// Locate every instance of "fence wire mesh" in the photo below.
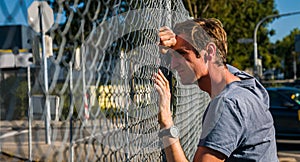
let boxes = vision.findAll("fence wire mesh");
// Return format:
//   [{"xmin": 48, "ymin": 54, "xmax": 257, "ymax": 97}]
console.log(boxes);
[{"xmin": 0, "ymin": 0, "xmax": 210, "ymax": 161}]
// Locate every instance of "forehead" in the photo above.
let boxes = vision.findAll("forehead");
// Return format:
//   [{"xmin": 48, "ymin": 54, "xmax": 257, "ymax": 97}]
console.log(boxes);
[{"xmin": 172, "ymin": 34, "xmax": 195, "ymax": 51}]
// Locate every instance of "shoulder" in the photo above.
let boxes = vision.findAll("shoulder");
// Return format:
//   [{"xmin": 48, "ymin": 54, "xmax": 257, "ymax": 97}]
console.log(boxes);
[{"xmin": 220, "ymin": 79, "xmax": 269, "ymax": 110}]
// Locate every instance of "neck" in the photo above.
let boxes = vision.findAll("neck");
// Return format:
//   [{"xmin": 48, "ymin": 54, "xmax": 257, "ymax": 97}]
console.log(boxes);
[
  {"xmin": 197, "ymin": 75, "xmax": 211, "ymax": 95},
  {"xmin": 198, "ymin": 67, "xmax": 241, "ymax": 99}
]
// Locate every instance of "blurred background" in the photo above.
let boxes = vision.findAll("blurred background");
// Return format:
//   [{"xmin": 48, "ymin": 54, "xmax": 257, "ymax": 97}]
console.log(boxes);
[{"xmin": 0, "ymin": 0, "xmax": 299, "ymax": 161}]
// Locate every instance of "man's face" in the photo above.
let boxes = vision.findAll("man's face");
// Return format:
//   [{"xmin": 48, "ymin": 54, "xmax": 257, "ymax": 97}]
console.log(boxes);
[{"xmin": 169, "ymin": 35, "xmax": 208, "ymax": 84}]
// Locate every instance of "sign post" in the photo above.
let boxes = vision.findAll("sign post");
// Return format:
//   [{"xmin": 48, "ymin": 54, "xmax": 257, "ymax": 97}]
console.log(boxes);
[{"xmin": 28, "ymin": 1, "xmax": 54, "ymax": 145}]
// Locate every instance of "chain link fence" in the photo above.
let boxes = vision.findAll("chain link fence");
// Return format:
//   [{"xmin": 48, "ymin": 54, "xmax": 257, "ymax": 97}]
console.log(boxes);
[{"xmin": 0, "ymin": 0, "xmax": 210, "ymax": 161}]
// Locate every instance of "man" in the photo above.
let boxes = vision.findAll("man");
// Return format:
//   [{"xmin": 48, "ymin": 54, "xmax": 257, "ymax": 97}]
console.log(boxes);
[{"xmin": 154, "ymin": 18, "xmax": 278, "ymax": 161}]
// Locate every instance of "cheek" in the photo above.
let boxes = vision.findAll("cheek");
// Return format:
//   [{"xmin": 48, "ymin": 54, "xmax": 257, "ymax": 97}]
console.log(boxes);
[
  {"xmin": 170, "ymin": 58, "xmax": 198, "ymax": 84},
  {"xmin": 193, "ymin": 59, "xmax": 208, "ymax": 78}
]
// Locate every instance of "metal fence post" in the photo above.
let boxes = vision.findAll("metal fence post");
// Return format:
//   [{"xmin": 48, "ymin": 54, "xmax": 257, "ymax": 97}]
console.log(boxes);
[
  {"xmin": 69, "ymin": 61, "xmax": 74, "ymax": 162},
  {"xmin": 27, "ymin": 66, "xmax": 32, "ymax": 161},
  {"xmin": 38, "ymin": 5, "xmax": 51, "ymax": 145}
]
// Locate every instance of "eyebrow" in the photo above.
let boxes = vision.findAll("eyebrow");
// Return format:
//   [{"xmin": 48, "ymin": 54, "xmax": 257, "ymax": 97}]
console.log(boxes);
[{"xmin": 174, "ymin": 46, "xmax": 200, "ymax": 57}]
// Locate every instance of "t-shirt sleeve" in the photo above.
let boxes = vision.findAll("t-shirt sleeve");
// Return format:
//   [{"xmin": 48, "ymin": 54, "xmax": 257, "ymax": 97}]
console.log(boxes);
[{"xmin": 198, "ymin": 97, "xmax": 245, "ymax": 157}]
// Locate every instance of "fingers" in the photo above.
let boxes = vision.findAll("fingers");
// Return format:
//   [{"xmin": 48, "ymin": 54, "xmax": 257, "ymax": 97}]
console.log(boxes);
[
  {"xmin": 154, "ymin": 69, "xmax": 173, "ymax": 128},
  {"xmin": 154, "ymin": 69, "xmax": 169, "ymax": 97},
  {"xmin": 154, "ymin": 70, "xmax": 169, "ymax": 89},
  {"xmin": 154, "ymin": 84, "xmax": 163, "ymax": 96},
  {"xmin": 159, "ymin": 26, "xmax": 177, "ymax": 47},
  {"xmin": 158, "ymin": 70, "xmax": 169, "ymax": 86},
  {"xmin": 161, "ymin": 38, "xmax": 177, "ymax": 47}
]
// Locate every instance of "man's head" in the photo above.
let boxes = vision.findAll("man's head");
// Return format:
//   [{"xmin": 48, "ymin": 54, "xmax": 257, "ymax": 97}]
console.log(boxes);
[
  {"xmin": 174, "ymin": 18, "xmax": 228, "ymax": 67},
  {"xmin": 159, "ymin": 18, "xmax": 228, "ymax": 86}
]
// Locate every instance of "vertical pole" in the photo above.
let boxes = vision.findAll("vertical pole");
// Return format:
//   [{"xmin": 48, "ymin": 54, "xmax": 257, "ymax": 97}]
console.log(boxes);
[
  {"xmin": 81, "ymin": 45, "xmax": 89, "ymax": 123},
  {"xmin": 0, "ymin": 69, "xmax": 1, "ymax": 120},
  {"xmin": 293, "ymin": 52, "xmax": 297, "ymax": 80},
  {"xmin": 69, "ymin": 62, "xmax": 74, "ymax": 162},
  {"xmin": 166, "ymin": 0, "xmax": 172, "ymax": 28},
  {"xmin": 253, "ymin": 42, "xmax": 258, "ymax": 78},
  {"xmin": 254, "ymin": 16, "xmax": 271, "ymax": 80},
  {"xmin": 159, "ymin": 1, "xmax": 165, "ymax": 161},
  {"xmin": 253, "ymin": 12, "xmax": 300, "ymax": 79},
  {"xmin": 27, "ymin": 66, "xmax": 32, "ymax": 161},
  {"xmin": 121, "ymin": 50, "xmax": 130, "ymax": 161},
  {"xmin": 165, "ymin": 0, "xmax": 173, "ymax": 113},
  {"xmin": 39, "ymin": 4, "xmax": 51, "ymax": 144},
  {"xmin": 82, "ymin": 21, "xmax": 89, "ymax": 123}
]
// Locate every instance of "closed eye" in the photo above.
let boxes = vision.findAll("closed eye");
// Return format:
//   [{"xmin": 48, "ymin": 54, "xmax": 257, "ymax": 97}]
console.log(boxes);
[{"xmin": 175, "ymin": 49, "xmax": 188, "ymax": 55}]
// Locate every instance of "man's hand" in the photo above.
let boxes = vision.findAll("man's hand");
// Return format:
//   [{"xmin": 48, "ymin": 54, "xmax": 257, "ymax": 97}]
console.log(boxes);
[
  {"xmin": 159, "ymin": 26, "xmax": 177, "ymax": 54},
  {"xmin": 154, "ymin": 69, "xmax": 173, "ymax": 129}
]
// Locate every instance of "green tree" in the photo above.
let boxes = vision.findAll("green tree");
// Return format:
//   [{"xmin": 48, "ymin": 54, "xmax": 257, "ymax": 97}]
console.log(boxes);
[
  {"xmin": 181, "ymin": 0, "xmax": 278, "ymax": 71},
  {"xmin": 50, "ymin": 0, "xmax": 130, "ymax": 62},
  {"xmin": 273, "ymin": 29, "xmax": 300, "ymax": 79}
]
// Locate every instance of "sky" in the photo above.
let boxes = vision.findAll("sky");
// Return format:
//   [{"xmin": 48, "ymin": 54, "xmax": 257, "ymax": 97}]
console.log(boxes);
[
  {"xmin": 268, "ymin": 0, "xmax": 300, "ymax": 43},
  {"xmin": 0, "ymin": 0, "xmax": 32, "ymax": 25},
  {"xmin": 0, "ymin": 0, "xmax": 299, "ymax": 43}
]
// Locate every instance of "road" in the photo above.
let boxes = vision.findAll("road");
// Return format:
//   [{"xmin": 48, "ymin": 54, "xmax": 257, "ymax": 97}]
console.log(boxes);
[
  {"xmin": 277, "ymin": 138, "xmax": 300, "ymax": 162},
  {"xmin": 0, "ymin": 121, "xmax": 299, "ymax": 161}
]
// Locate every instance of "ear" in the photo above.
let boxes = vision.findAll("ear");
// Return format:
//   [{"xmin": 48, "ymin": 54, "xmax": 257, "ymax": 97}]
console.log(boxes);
[
  {"xmin": 204, "ymin": 43, "xmax": 216, "ymax": 62},
  {"xmin": 206, "ymin": 42, "xmax": 217, "ymax": 56}
]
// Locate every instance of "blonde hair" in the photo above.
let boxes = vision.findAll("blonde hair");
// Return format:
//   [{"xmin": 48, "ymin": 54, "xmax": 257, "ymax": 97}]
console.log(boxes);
[{"xmin": 174, "ymin": 18, "xmax": 228, "ymax": 66}]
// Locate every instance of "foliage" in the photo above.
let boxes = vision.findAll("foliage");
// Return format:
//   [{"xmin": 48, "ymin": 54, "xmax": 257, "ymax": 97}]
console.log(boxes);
[
  {"xmin": 49, "ymin": 0, "xmax": 130, "ymax": 65},
  {"xmin": 273, "ymin": 29, "xmax": 300, "ymax": 79},
  {"xmin": 0, "ymin": 75, "xmax": 28, "ymax": 120},
  {"xmin": 46, "ymin": 0, "xmax": 298, "ymax": 78},
  {"xmin": 181, "ymin": 0, "xmax": 278, "ymax": 70}
]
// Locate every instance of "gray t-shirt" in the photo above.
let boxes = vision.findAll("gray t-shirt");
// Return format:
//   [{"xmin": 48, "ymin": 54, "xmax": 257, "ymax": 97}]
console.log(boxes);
[{"xmin": 198, "ymin": 66, "xmax": 278, "ymax": 162}]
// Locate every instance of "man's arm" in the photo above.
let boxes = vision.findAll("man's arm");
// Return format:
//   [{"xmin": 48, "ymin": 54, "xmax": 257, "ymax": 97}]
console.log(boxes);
[
  {"xmin": 162, "ymin": 137, "xmax": 189, "ymax": 162},
  {"xmin": 194, "ymin": 146, "xmax": 226, "ymax": 162},
  {"xmin": 155, "ymin": 70, "xmax": 226, "ymax": 162},
  {"xmin": 154, "ymin": 70, "xmax": 188, "ymax": 162}
]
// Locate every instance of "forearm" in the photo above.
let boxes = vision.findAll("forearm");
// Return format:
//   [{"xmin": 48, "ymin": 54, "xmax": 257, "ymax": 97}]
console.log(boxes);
[
  {"xmin": 154, "ymin": 69, "xmax": 187, "ymax": 161},
  {"xmin": 162, "ymin": 137, "xmax": 189, "ymax": 162}
]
